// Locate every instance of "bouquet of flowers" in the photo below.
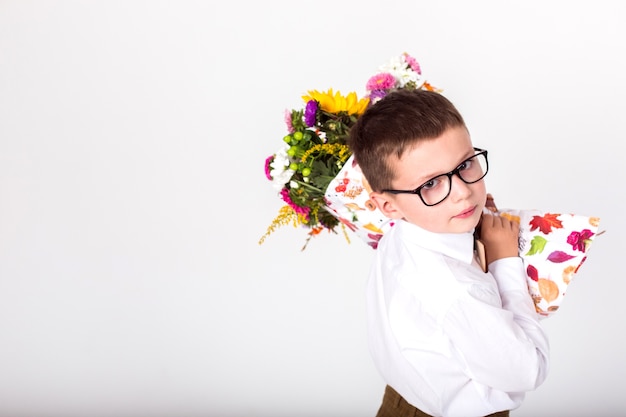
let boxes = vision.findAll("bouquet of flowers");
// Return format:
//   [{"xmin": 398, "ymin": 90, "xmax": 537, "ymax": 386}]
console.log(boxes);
[{"xmin": 259, "ymin": 52, "xmax": 439, "ymax": 249}]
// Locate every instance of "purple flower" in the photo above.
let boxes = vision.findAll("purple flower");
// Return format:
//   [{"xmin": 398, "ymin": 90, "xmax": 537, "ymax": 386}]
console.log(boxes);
[
  {"xmin": 304, "ymin": 100, "xmax": 317, "ymax": 127},
  {"xmin": 367, "ymin": 90, "xmax": 387, "ymax": 105}
]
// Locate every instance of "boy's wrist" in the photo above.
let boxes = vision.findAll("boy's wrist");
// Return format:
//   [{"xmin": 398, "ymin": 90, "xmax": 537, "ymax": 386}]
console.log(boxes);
[{"xmin": 486, "ymin": 249, "xmax": 519, "ymax": 266}]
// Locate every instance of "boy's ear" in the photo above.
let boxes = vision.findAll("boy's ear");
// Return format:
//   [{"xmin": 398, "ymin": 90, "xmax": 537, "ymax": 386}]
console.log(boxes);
[{"xmin": 370, "ymin": 191, "xmax": 404, "ymax": 219}]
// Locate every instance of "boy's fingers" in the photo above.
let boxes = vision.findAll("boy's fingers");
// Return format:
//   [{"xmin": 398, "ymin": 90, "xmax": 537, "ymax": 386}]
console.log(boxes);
[
  {"xmin": 481, "ymin": 213, "xmax": 496, "ymax": 228},
  {"xmin": 485, "ymin": 193, "xmax": 498, "ymax": 212}
]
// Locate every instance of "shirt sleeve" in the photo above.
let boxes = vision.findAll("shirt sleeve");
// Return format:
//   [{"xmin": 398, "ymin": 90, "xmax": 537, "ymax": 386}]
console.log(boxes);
[{"xmin": 442, "ymin": 257, "xmax": 550, "ymax": 393}]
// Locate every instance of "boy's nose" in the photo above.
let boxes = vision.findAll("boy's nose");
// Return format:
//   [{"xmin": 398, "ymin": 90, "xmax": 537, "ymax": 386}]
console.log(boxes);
[{"xmin": 449, "ymin": 173, "xmax": 472, "ymax": 200}]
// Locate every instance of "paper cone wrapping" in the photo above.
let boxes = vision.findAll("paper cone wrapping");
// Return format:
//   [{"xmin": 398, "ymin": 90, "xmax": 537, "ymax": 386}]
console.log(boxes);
[
  {"xmin": 324, "ymin": 158, "xmax": 601, "ymax": 316},
  {"xmin": 497, "ymin": 209, "xmax": 601, "ymax": 317},
  {"xmin": 324, "ymin": 155, "xmax": 394, "ymax": 249}
]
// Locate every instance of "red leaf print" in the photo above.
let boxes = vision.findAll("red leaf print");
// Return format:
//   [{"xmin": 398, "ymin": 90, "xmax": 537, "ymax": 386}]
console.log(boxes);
[
  {"xmin": 367, "ymin": 233, "xmax": 383, "ymax": 242},
  {"xmin": 367, "ymin": 233, "xmax": 383, "ymax": 249},
  {"xmin": 527, "ymin": 264, "xmax": 539, "ymax": 281},
  {"xmin": 547, "ymin": 251, "xmax": 576, "ymax": 263},
  {"xmin": 529, "ymin": 213, "xmax": 563, "ymax": 234}
]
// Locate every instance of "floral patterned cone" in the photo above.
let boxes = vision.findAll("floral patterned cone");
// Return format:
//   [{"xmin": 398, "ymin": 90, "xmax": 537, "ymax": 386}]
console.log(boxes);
[
  {"xmin": 497, "ymin": 209, "xmax": 601, "ymax": 318},
  {"xmin": 325, "ymin": 160, "xmax": 602, "ymax": 317},
  {"xmin": 324, "ymin": 155, "xmax": 394, "ymax": 249}
]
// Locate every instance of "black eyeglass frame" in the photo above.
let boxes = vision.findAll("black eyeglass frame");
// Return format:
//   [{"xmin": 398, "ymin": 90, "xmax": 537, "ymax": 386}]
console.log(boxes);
[{"xmin": 381, "ymin": 147, "xmax": 489, "ymax": 207}]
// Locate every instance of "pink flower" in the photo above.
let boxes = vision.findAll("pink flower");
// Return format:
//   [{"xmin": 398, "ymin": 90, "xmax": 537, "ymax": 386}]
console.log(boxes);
[
  {"xmin": 264, "ymin": 155, "xmax": 274, "ymax": 180},
  {"xmin": 280, "ymin": 188, "xmax": 310, "ymax": 221},
  {"xmin": 403, "ymin": 53, "xmax": 421, "ymax": 74},
  {"xmin": 366, "ymin": 72, "xmax": 396, "ymax": 91},
  {"xmin": 284, "ymin": 109, "xmax": 294, "ymax": 133}
]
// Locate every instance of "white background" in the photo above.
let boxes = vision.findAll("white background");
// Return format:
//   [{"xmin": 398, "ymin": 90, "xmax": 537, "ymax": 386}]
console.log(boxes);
[{"xmin": 0, "ymin": 1, "xmax": 624, "ymax": 416}]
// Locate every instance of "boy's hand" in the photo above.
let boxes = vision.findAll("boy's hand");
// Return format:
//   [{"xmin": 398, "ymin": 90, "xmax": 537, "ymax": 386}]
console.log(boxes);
[
  {"xmin": 485, "ymin": 193, "xmax": 498, "ymax": 212},
  {"xmin": 474, "ymin": 193, "xmax": 498, "ymax": 242},
  {"xmin": 479, "ymin": 212, "xmax": 520, "ymax": 265}
]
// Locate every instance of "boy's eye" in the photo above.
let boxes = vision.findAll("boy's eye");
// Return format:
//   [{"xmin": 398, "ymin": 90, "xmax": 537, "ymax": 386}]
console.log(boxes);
[
  {"xmin": 458, "ymin": 159, "xmax": 472, "ymax": 171},
  {"xmin": 421, "ymin": 177, "xmax": 442, "ymax": 191}
]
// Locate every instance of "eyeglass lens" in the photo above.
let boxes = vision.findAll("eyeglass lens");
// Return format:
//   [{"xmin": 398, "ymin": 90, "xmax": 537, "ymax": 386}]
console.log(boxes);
[{"xmin": 420, "ymin": 153, "xmax": 488, "ymax": 206}]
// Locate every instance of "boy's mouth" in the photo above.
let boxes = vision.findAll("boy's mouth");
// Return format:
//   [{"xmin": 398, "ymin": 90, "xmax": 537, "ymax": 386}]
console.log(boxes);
[{"xmin": 454, "ymin": 205, "xmax": 476, "ymax": 219}]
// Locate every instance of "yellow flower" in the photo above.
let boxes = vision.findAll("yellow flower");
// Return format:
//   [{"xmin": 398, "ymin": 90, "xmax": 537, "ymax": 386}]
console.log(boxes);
[
  {"xmin": 301, "ymin": 143, "xmax": 351, "ymax": 164},
  {"xmin": 302, "ymin": 88, "xmax": 369, "ymax": 116},
  {"xmin": 258, "ymin": 205, "xmax": 305, "ymax": 245}
]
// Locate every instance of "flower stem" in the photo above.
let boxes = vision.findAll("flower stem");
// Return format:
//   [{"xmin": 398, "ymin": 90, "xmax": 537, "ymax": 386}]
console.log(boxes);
[{"xmin": 294, "ymin": 180, "xmax": 323, "ymax": 193}]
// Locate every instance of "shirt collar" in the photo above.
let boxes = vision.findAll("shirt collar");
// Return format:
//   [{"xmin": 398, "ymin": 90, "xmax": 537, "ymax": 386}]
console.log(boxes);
[{"xmin": 395, "ymin": 219, "xmax": 476, "ymax": 265}]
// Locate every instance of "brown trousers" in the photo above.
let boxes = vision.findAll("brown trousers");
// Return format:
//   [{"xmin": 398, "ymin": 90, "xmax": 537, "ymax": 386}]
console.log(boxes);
[{"xmin": 376, "ymin": 385, "xmax": 510, "ymax": 417}]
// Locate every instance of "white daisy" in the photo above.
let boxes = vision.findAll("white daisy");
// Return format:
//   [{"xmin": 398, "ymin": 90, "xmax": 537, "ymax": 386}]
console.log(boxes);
[{"xmin": 269, "ymin": 146, "xmax": 295, "ymax": 190}]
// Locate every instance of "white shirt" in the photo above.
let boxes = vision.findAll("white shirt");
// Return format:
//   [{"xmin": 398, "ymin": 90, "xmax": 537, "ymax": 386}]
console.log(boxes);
[{"xmin": 367, "ymin": 219, "xmax": 550, "ymax": 417}]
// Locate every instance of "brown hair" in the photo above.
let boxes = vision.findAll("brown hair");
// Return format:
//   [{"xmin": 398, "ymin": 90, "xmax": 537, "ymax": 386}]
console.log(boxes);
[{"xmin": 348, "ymin": 89, "xmax": 466, "ymax": 192}]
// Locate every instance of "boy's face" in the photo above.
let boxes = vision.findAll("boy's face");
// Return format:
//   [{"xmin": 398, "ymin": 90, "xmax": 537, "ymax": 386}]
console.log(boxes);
[{"xmin": 371, "ymin": 125, "xmax": 487, "ymax": 234}]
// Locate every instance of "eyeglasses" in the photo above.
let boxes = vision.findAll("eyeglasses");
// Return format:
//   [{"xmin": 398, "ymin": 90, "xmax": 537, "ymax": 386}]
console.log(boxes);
[{"xmin": 382, "ymin": 147, "xmax": 489, "ymax": 207}]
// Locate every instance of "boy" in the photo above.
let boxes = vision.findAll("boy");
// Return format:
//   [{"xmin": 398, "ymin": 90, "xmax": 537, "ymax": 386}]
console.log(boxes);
[{"xmin": 348, "ymin": 89, "xmax": 550, "ymax": 417}]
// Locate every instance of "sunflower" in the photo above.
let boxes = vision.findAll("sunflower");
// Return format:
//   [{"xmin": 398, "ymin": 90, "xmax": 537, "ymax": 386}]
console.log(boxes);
[{"xmin": 302, "ymin": 88, "xmax": 369, "ymax": 116}]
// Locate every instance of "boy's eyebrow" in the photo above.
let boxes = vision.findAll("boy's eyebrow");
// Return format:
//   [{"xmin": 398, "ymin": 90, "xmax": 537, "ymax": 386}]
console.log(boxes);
[{"xmin": 415, "ymin": 148, "xmax": 476, "ymax": 182}]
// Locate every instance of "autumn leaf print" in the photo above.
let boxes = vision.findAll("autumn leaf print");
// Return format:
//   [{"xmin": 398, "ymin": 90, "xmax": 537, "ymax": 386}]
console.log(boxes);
[
  {"xmin": 525, "ymin": 235, "xmax": 548, "ymax": 256},
  {"xmin": 527, "ymin": 264, "xmax": 539, "ymax": 281},
  {"xmin": 367, "ymin": 233, "xmax": 383, "ymax": 248},
  {"xmin": 547, "ymin": 251, "xmax": 576, "ymax": 263},
  {"xmin": 529, "ymin": 213, "xmax": 563, "ymax": 234}
]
